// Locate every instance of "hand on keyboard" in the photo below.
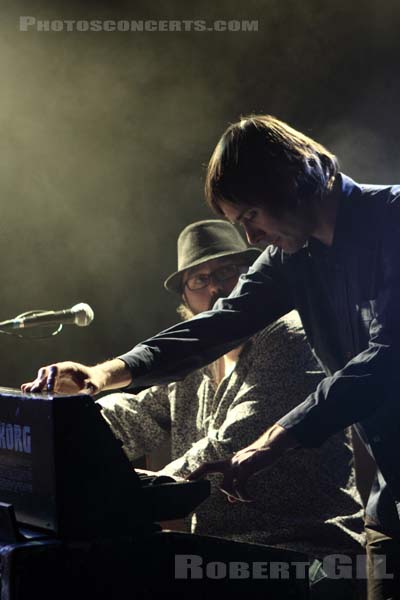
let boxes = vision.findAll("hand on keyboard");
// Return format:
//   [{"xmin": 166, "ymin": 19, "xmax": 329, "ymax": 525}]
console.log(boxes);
[{"xmin": 135, "ymin": 468, "xmax": 185, "ymax": 485}]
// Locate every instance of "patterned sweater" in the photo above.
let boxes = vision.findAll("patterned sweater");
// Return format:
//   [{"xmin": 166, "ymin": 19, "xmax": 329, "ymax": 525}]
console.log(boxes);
[{"xmin": 99, "ymin": 311, "xmax": 365, "ymax": 557}]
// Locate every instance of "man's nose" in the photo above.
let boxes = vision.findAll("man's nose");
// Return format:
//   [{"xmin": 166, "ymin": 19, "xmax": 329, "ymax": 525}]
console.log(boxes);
[
  {"xmin": 207, "ymin": 278, "xmax": 223, "ymax": 294},
  {"xmin": 243, "ymin": 223, "xmax": 261, "ymax": 246}
]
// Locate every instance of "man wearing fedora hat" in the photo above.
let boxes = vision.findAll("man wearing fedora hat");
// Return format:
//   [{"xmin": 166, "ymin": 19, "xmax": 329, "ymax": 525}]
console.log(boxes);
[
  {"xmin": 164, "ymin": 220, "xmax": 259, "ymax": 318},
  {"xmin": 96, "ymin": 220, "xmax": 364, "ymax": 560}
]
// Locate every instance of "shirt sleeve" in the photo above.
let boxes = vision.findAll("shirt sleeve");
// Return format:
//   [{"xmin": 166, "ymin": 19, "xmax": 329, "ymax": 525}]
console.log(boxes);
[
  {"xmin": 278, "ymin": 197, "xmax": 400, "ymax": 447},
  {"xmin": 97, "ymin": 385, "xmax": 172, "ymax": 461},
  {"xmin": 119, "ymin": 246, "xmax": 294, "ymax": 391},
  {"xmin": 159, "ymin": 314, "xmax": 321, "ymax": 478}
]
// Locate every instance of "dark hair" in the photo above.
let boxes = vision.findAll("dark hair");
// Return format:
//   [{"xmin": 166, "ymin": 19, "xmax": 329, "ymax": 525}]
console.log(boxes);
[{"xmin": 205, "ymin": 115, "xmax": 338, "ymax": 217}]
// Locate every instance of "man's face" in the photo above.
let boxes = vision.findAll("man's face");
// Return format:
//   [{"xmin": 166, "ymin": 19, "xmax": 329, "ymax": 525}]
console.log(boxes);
[
  {"xmin": 182, "ymin": 257, "xmax": 245, "ymax": 315},
  {"xmin": 217, "ymin": 199, "xmax": 315, "ymax": 254}
]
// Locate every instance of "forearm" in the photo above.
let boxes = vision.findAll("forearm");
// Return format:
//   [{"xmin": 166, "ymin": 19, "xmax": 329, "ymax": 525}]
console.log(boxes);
[
  {"xmin": 93, "ymin": 358, "xmax": 133, "ymax": 391},
  {"xmin": 250, "ymin": 423, "xmax": 299, "ymax": 452},
  {"xmin": 120, "ymin": 258, "xmax": 292, "ymax": 391},
  {"xmin": 159, "ymin": 436, "xmax": 233, "ymax": 479},
  {"xmin": 162, "ymin": 423, "xmax": 299, "ymax": 480},
  {"xmin": 277, "ymin": 344, "xmax": 398, "ymax": 448},
  {"xmin": 119, "ymin": 313, "xmax": 255, "ymax": 391}
]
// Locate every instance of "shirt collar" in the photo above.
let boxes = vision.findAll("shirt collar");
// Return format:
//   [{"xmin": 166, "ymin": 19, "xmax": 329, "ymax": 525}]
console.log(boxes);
[
  {"xmin": 307, "ymin": 172, "xmax": 362, "ymax": 259},
  {"xmin": 330, "ymin": 172, "xmax": 362, "ymax": 255}
]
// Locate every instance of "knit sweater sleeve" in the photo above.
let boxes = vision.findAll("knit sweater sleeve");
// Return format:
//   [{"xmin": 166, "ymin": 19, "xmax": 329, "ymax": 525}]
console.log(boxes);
[
  {"xmin": 160, "ymin": 311, "xmax": 321, "ymax": 478},
  {"xmin": 97, "ymin": 385, "xmax": 172, "ymax": 462}
]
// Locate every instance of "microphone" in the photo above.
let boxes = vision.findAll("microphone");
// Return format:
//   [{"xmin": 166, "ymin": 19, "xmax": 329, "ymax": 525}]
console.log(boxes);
[{"xmin": 0, "ymin": 303, "xmax": 94, "ymax": 330}]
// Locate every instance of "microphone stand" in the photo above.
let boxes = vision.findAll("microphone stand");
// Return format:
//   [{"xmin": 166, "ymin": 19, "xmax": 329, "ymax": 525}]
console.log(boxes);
[{"xmin": 0, "ymin": 310, "xmax": 63, "ymax": 339}]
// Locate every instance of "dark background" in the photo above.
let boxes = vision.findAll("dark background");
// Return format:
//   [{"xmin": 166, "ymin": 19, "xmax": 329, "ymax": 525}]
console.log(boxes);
[{"xmin": 0, "ymin": 0, "xmax": 399, "ymax": 387}]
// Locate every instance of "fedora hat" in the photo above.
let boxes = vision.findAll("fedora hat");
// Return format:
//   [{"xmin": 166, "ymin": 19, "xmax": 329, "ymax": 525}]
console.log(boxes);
[{"xmin": 164, "ymin": 220, "xmax": 260, "ymax": 293}]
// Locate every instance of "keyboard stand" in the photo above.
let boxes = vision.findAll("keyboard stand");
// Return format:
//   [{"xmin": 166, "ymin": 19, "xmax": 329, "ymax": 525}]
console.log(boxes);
[
  {"xmin": 0, "ymin": 503, "xmax": 22, "ymax": 543},
  {"xmin": 0, "ymin": 504, "xmax": 310, "ymax": 600}
]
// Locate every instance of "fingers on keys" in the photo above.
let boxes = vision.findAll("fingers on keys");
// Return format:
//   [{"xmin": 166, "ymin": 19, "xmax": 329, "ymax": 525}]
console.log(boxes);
[
  {"xmin": 221, "ymin": 469, "xmax": 253, "ymax": 503},
  {"xmin": 186, "ymin": 459, "xmax": 228, "ymax": 481},
  {"xmin": 46, "ymin": 365, "xmax": 58, "ymax": 392},
  {"xmin": 187, "ymin": 459, "xmax": 254, "ymax": 504},
  {"xmin": 21, "ymin": 365, "xmax": 57, "ymax": 393}
]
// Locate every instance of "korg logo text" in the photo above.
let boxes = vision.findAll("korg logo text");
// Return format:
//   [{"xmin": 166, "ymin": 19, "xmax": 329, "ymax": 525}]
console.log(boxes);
[{"xmin": 0, "ymin": 423, "xmax": 31, "ymax": 454}]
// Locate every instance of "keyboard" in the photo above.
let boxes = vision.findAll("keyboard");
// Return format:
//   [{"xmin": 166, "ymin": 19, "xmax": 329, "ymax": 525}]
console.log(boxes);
[
  {"xmin": 137, "ymin": 473, "xmax": 176, "ymax": 486},
  {"xmin": 136, "ymin": 471, "xmax": 210, "ymax": 522},
  {"xmin": 0, "ymin": 387, "xmax": 210, "ymax": 538}
]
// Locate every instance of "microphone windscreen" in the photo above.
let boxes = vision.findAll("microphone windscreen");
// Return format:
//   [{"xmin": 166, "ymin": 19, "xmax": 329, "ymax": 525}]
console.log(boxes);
[{"xmin": 71, "ymin": 303, "xmax": 94, "ymax": 327}]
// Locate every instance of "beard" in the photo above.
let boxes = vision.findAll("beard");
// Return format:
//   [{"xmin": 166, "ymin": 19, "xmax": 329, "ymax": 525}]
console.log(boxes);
[{"xmin": 208, "ymin": 292, "xmax": 225, "ymax": 311}]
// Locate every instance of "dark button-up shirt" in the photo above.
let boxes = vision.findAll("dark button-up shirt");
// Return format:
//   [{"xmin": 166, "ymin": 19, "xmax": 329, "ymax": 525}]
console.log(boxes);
[{"xmin": 120, "ymin": 173, "xmax": 400, "ymax": 531}]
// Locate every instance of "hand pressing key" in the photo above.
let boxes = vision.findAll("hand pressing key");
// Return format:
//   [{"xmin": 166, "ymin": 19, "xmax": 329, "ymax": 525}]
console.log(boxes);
[
  {"xmin": 21, "ymin": 359, "xmax": 133, "ymax": 395},
  {"xmin": 187, "ymin": 424, "xmax": 298, "ymax": 503}
]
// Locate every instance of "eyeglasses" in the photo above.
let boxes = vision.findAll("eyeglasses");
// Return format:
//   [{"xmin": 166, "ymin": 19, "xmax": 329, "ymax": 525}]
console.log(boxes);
[{"xmin": 184, "ymin": 264, "xmax": 247, "ymax": 292}]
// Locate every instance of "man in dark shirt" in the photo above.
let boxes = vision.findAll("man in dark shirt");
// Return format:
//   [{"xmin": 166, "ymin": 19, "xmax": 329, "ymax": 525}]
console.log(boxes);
[{"xmin": 22, "ymin": 115, "xmax": 400, "ymax": 598}]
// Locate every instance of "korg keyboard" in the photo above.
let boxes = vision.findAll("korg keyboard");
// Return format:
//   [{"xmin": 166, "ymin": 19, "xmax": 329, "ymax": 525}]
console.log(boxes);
[
  {"xmin": 0, "ymin": 390, "xmax": 310, "ymax": 600},
  {"xmin": 0, "ymin": 387, "xmax": 210, "ymax": 540}
]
